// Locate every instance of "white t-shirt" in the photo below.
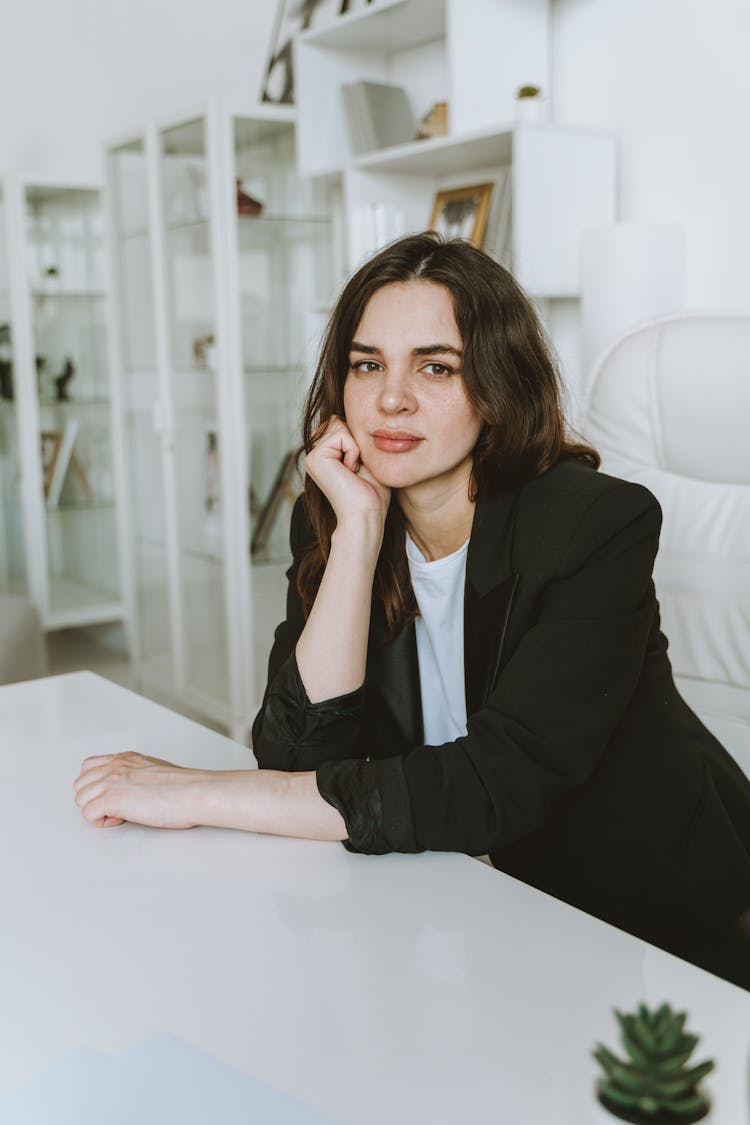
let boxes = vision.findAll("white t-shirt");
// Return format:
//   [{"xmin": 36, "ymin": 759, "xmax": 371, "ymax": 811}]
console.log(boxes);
[{"xmin": 405, "ymin": 533, "xmax": 469, "ymax": 746}]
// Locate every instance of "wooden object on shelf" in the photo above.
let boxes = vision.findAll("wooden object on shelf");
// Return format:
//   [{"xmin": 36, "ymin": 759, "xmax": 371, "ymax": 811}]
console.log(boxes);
[
  {"xmin": 43, "ymin": 419, "xmax": 93, "ymax": 508},
  {"xmin": 251, "ymin": 451, "xmax": 299, "ymax": 557},
  {"xmin": 417, "ymin": 101, "xmax": 448, "ymax": 140}
]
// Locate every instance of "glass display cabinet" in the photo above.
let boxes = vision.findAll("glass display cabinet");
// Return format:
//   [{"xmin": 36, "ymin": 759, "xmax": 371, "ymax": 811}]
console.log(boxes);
[
  {"xmin": 0, "ymin": 184, "xmax": 27, "ymax": 598},
  {"xmin": 1, "ymin": 176, "xmax": 125, "ymax": 628},
  {"xmin": 106, "ymin": 104, "xmax": 337, "ymax": 742}
]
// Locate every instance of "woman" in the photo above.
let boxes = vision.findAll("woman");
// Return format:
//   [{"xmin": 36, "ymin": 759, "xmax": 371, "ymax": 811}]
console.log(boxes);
[{"xmin": 75, "ymin": 233, "xmax": 750, "ymax": 989}]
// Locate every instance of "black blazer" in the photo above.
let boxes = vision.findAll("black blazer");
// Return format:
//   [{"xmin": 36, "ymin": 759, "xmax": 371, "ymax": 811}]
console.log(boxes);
[{"xmin": 253, "ymin": 459, "xmax": 750, "ymax": 987}]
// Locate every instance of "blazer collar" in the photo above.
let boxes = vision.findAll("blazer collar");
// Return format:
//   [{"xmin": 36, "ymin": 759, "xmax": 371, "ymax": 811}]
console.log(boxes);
[
  {"xmin": 463, "ymin": 481, "xmax": 522, "ymax": 715},
  {"xmin": 465, "ymin": 479, "xmax": 522, "ymax": 597}
]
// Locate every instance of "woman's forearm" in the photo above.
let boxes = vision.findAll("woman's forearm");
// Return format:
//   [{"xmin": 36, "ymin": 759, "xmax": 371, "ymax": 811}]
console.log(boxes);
[
  {"xmin": 195, "ymin": 768, "xmax": 348, "ymax": 841},
  {"xmin": 295, "ymin": 518, "xmax": 382, "ymax": 703}
]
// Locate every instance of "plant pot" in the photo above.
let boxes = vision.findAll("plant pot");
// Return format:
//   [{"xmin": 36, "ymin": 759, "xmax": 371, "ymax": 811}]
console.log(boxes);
[
  {"xmin": 594, "ymin": 1090, "xmax": 711, "ymax": 1125},
  {"xmin": 514, "ymin": 96, "xmax": 547, "ymax": 123}
]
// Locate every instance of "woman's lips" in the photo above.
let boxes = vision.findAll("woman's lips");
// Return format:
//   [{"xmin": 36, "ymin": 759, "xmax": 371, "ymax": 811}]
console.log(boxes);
[{"xmin": 371, "ymin": 431, "xmax": 423, "ymax": 453}]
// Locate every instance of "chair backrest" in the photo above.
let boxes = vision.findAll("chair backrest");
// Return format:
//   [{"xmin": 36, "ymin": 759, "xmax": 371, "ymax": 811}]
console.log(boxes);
[{"xmin": 583, "ymin": 312, "xmax": 750, "ymax": 777}]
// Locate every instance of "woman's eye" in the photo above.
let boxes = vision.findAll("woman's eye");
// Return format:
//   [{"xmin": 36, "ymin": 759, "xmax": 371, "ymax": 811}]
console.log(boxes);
[
  {"xmin": 423, "ymin": 362, "xmax": 453, "ymax": 379},
  {"xmin": 350, "ymin": 360, "xmax": 381, "ymax": 374}
]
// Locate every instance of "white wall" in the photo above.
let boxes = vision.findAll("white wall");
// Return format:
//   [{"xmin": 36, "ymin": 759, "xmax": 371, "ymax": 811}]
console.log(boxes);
[
  {"xmin": 552, "ymin": 0, "xmax": 750, "ymax": 308},
  {"xmin": 0, "ymin": 0, "xmax": 276, "ymax": 180}
]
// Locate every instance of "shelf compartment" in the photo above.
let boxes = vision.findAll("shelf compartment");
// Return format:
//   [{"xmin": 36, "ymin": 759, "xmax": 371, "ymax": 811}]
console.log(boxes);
[{"xmin": 296, "ymin": 0, "xmax": 550, "ymax": 177}]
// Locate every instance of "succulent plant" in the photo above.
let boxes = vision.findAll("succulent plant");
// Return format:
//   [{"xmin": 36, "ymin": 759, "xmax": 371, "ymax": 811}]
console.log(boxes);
[
  {"xmin": 593, "ymin": 1003, "xmax": 714, "ymax": 1123},
  {"xmin": 516, "ymin": 84, "xmax": 542, "ymax": 99}
]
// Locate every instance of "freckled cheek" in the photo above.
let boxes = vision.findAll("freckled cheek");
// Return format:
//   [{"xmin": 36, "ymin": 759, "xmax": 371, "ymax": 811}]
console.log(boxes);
[{"xmin": 342, "ymin": 381, "xmax": 371, "ymax": 440}]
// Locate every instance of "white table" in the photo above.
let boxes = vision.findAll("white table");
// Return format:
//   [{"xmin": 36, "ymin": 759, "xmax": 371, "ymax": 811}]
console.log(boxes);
[{"xmin": 1, "ymin": 672, "xmax": 749, "ymax": 1123}]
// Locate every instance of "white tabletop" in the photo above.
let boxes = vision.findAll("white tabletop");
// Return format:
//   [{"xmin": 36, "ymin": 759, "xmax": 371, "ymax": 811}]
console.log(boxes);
[{"xmin": 1, "ymin": 672, "xmax": 748, "ymax": 1123}]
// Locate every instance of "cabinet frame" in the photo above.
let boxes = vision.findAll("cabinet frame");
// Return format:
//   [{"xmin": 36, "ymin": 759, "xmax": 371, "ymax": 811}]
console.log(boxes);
[
  {"xmin": 106, "ymin": 101, "xmax": 330, "ymax": 744},
  {"xmin": 2, "ymin": 173, "xmax": 127, "ymax": 629}
]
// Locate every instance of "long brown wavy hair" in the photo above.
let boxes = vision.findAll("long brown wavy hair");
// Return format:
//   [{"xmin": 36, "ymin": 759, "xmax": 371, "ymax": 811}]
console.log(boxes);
[{"xmin": 298, "ymin": 232, "xmax": 599, "ymax": 636}]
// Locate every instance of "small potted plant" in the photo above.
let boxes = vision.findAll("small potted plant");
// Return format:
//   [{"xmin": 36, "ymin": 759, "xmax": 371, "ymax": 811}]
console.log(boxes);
[
  {"xmin": 514, "ymin": 84, "xmax": 546, "ymax": 122},
  {"xmin": 593, "ymin": 1003, "xmax": 715, "ymax": 1123}
]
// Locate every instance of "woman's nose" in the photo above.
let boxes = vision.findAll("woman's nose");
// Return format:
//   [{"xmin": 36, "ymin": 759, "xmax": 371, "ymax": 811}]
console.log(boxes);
[{"xmin": 377, "ymin": 371, "xmax": 416, "ymax": 414}]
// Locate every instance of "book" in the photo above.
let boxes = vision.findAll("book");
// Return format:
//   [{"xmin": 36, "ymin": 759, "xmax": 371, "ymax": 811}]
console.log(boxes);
[{"xmin": 341, "ymin": 80, "xmax": 414, "ymax": 154}]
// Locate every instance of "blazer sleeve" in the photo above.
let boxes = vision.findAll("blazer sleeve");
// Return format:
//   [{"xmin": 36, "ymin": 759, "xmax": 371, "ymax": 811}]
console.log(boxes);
[
  {"xmin": 316, "ymin": 481, "xmax": 663, "ymax": 857},
  {"xmin": 251, "ymin": 497, "xmax": 369, "ymax": 772}
]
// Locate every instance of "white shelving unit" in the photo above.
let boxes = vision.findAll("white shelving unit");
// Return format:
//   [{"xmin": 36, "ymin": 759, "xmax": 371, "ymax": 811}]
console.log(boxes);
[
  {"xmin": 295, "ymin": 0, "xmax": 551, "ymax": 177},
  {"xmin": 0, "ymin": 176, "xmax": 126, "ymax": 629},
  {"xmin": 294, "ymin": 0, "xmax": 616, "ymax": 301},
  {"xmin": 106, "ymin": 104, "xmax": 338, "ymax": 743}
]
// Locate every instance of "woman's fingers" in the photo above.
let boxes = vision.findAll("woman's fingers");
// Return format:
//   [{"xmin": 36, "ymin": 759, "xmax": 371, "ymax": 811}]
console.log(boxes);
[
  {"xmin": 309, "ymin": 415, "xmax": 360, "ymax": 470},
  {"xmin": 73, "ymin": 751, "xmax": 198, "ymax": 830},
  {"xmin": 78, "ymin": 753, "xmax": 116, "ymax": 775}
]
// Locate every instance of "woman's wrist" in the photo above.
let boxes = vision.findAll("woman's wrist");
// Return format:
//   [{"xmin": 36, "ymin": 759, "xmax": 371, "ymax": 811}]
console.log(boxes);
[
  {"xmin": 189, "ymin": 768, "xmax": 347, "ymax": 840},
  {"xmin": 331, "ymin": 513, "xmax": 384, "ymax": 562}
]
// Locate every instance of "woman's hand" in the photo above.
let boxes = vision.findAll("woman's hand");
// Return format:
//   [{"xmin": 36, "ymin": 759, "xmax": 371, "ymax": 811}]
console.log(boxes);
[
  {"xmin": 305, "ymin": 415, "xmax": 390, "ymax": 530},
  {"xmin": 73, "ymin": 751, "xmax": 204, "ymax": 829},
  {"xmin": 73, "ymin": 757, "xmax": 348, "ymax": 842}
]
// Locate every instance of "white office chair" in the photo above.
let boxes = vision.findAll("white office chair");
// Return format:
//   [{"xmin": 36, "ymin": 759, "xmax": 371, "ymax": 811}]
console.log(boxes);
[{"xmin": 583, "ymin": 311, "xmax": 750, "ymax": 779}]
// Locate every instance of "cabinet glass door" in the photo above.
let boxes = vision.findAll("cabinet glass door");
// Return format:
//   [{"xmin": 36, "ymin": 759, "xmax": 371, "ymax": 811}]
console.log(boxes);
[
  {"xmin": 25, "ymin": 186, "xmax": 120, "ymax": 623},
  {"xmin": 0, "ymin": 187, "xmax": 26, "ymax": 596},
  {"xmin": 109, "ymin": 140, "xmax": 171, "ymax": 687},
  {"xmin": 234, "ymin": 116, "xmax": 334, "ymax": 707},
  {"xmin": 160, "ymin": 117, "xmax": 230, "ymax": 709}
]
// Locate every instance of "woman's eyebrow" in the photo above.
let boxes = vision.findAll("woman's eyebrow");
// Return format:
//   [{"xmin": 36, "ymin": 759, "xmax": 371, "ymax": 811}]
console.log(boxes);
[
  {"xmin": 350, "ymin": 342, "xmax": 382, "ymax": 354},
  {"xmin": 349, "ymin": 342, "xmax": 463, "ymax": 357},
  {"xmin": 412, "ymin": 344, "xmax": 463, "ymax": 358}
]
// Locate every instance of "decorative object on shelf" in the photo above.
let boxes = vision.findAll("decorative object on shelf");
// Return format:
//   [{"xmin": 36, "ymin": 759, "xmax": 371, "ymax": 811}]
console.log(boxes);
[
  {"xmin": 251, "ymin": 451, "xmax": 298, "ymax": 557},
  {"xmin": 593, "ymin": 1003, "xmax": 714, "ymax": 1124},
  {"xmin": 429, "ymin": 183, "xmax": 494, "ymax": 249},
  {"xmin": 515, "ymin": 84, "xmax": 547, "ymax": 122},
  {"xmin": 352, "ymin": 201, "xmax": 407, "ymax": 259},
  {"xmin": 417, "ymin": 101, "xmax": 448, "ymax": 140},
  {"xmin": 42, "ymin": 264, "xmax": 61, "ymax": 293},
  {"xmin": 35, "ymin": 355, "xmax": 46, "ymax": 396},
  {"xmin": 41, "ymin": 419, "xmax": 93, "ymax": 508},
  {"xmin": 341, "ymin": 80, "xmax": 414, "ymax": 155},
  {"xmin": 339, "ymin": 0, "xmax": 376, "ymax": 12},
  {"xmin": 0, "ymin": 324, "xmax": 12, "ymax": 401},
  {"xmin": 40, "ymin": 431, "xmax": 62, "ymax": 496},
  {"xmin": 236, "ymin": 179, "xmax": 264, "ymax": 217},
  {"xmin": 53, "ymin": 356, "xmax": 76, "ymax": 401},
  {"xmin": 204, "ymin": 429, "xmax": 220, "ymax": 513},
  {"xmin": 261, "ymin": 0, "xmax": 342, "ymax": 105},
  {"xmin": 193, "ymin": 333, "xmax": 216, "ymax": 370}
]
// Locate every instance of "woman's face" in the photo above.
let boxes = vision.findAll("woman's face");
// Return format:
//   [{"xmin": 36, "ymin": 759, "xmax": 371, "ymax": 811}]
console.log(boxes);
[{"xmin": 342, "ymin": 280, "xmax": 483, "ymax": 495}]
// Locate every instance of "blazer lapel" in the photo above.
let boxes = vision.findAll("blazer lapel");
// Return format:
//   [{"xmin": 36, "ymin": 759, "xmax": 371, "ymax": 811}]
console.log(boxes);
[
  {"xmin": 365, "ymin": 479, "xmax": 522, "ymax": 749},
  {"xmin": 366, "ymin": 608, "xmax": 423, "ymax": 752},
  {"xmin": 463, "ymin": 482, "xmax": 522, "ymax": 715}
]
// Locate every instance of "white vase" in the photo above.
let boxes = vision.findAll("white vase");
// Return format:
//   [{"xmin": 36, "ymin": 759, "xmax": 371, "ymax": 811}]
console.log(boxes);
[{"xmin": 515, "ymin": 96, "xmax": 547, "ymax": 123}]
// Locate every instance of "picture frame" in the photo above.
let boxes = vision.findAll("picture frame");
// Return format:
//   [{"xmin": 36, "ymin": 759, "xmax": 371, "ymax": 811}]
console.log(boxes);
[
  {"xmin": 41, "ymin": 420, "xmax": 93, "ymax": 508},
  {"xmin": 428, "ymin": 183, "xmax": 495, "ymax": 248},
  {"xmin": 40, "ymin": 431, "xmax": 62, "ymax": 497},
  {"xmin": 251, "ymin": 451, "xmax": 299, "ymax": 558}
]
